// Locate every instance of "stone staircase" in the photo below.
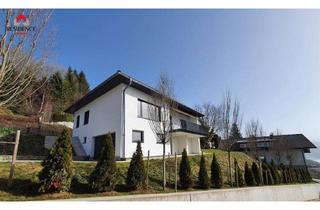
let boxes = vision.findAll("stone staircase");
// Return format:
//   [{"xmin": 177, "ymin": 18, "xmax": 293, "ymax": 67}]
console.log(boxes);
[{"xmin": 72, "ymin": 137, "xmax": 88, "ymax": 160}]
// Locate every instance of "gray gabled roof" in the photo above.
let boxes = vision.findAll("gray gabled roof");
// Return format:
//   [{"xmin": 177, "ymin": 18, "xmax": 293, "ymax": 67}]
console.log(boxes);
[
  {"xmin": 235, "ymin": 134, "xmax": 317, "ymax": 149},
  {"xmin": 65, "ymin": 71, "xmax": 204, "ymax": 117}
]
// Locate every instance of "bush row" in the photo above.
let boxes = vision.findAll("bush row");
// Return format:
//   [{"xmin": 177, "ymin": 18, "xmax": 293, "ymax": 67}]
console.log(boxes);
[{"xmin": 37, "ymin": 129, "xmax": 313, "ymax": 194}]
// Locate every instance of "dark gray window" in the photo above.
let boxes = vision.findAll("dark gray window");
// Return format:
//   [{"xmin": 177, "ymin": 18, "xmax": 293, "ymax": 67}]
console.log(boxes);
[
  {"xmin": 84, "ymin": 110, "xmax": 90, "ymax": 125},
  {"xmin": 137, "ymin": 99, "xmax": 160, "ymax": 121},
  {"xmin": 76, "ymin": 115, "xmax": 80, "ymax": 128},
  {"xmin": 83, "ymin": 137, "xmax": 87, "ymax": 144},
  {"xmin": 132, "ymin": 130, "xmax": 144, "ymax": 143}
]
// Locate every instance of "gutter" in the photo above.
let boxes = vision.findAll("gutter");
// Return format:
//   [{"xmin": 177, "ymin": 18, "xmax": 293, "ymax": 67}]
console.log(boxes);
[{"xmin": 121, "ymin": 77, "xmax": 132, "ymax": 159}]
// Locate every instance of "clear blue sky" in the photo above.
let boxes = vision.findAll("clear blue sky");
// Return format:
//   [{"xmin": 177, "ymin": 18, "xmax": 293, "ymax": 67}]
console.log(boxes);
[{"xmin": 49, "ymin": 9, "xmax": 320, "ymax": 159}]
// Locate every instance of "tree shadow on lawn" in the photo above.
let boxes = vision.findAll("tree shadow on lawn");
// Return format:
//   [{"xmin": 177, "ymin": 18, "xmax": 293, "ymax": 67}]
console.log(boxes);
[{"xmin": 0, "ymin": 178, "xmax": 40, "ymax": 197}]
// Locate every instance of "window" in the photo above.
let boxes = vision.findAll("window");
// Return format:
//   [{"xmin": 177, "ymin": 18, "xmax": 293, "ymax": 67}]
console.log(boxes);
[
  {"xmin": 84, "ymin": 110, "xmax": 90, "ymax": 125},
  {"xmin": 137, "ymin": 99, "xmax": 160, "ymax": 121},
  {"xmin": 83, "ymin": 137, "xmax": 87, "ymax": 144},
  {"xmin": 132, "ymin": 130, "xmax": 144, "ymax": 143},
  {"xmin": 76, "ymin": 115, "xmax": 80, "ymax": 128}
]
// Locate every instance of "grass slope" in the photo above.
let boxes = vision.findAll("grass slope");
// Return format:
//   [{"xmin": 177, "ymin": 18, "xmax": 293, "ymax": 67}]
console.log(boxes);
[{"xmin": 0, "ymin": 149, "xmax": 254, "ymax": 201}]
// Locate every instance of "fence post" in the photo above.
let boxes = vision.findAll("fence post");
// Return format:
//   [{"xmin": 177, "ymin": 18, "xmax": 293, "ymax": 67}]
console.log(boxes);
[
  {"xmin": 175, "ymin": 152, "xmax": 177, "ymax": 192},
  {"xmin": 146, "ymin": 150, "xmax": 150, "ymax": 189},
  {"xmin": 8, "ymin": 130, "xmax": 20, "ymax": 187},
  {"xmin": 168, "ymin": 152, "xmax": 171, "ymax": 186}
]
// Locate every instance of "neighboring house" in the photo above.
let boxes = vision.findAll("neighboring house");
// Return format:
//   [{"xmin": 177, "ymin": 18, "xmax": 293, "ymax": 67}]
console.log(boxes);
[
  {"xmin": 222, "ymin": 134, "xmax": 317, "ymax": 166},
  {"xmin": 65, "ymin": 71, "xmax": 208, "ymax": 160}
]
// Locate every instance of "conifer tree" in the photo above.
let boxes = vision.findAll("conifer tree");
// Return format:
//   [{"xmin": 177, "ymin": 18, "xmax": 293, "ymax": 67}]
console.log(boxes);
[
  {"xmin": 38, "ymin": 128, "xmax": 73, "ymax": 193},
  {"xmin": 244, "ymin": 162, "xmax": 256, "ymax": 186},
  {"xmin": 270, "ymin": 160, "xmax": 280, "ymax": 184},
  {"xmin": 179, "ymin": 149, "xmax": 192, "ymax": 189},
  {"xmin": 78, "ymin": 70, "xmax": 90, "ymax": 96},
  {"xmin": 280, "ymin": 164, "xmax": 288, "ymax": 184},
  {"xmin": 211, "ymin": 153, "xmax": 223, "ymax": 188},
  {"xmin": 89, "ymin": 133, "xmax": 117, "ymax": 192},
  {"xmin": 303, "ymin": 168, "xmax": 312, "ymax": 183},
  {"xmin": 198, "ymin": 153, "xmax": 210, "ymax": 189},
  {"xmin": 234, "ymin": 158, "xmax": 244, "ymax": 187},
  {"xmin": 126, "ymin": 142, "xmax": 146, "ymax": 190},
  {"xmin": 252, "ymin": 162, "xmax": 262, "ymax": 185},
  {"xmin": 230, "ymin": 123, "xmax": 242, "ymax": 140},
  {"xmin": 262, "ymin": 162, "xmax": 274, "ymax": 185}
]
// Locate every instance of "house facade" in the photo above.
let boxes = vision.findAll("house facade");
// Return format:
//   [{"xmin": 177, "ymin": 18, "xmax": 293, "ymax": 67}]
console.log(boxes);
[
  {"xmin": 228, "ymin": 134, "xmax": 317, "ymax": 166},
  {"xmin": 65, "ymin": 71, "xmax": 207, "ymax": 160}
]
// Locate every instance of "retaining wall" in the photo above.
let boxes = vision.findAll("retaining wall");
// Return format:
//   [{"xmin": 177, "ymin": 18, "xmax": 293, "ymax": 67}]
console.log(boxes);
[{"xmin": 74, "ymin": 183, "xmax": 320, "ymax": 201}]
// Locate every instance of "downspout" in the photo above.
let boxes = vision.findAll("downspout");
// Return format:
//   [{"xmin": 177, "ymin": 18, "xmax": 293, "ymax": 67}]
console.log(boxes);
[{"xmin": 121, "ymin": 77, "xmax": 132, "ymax": 160}]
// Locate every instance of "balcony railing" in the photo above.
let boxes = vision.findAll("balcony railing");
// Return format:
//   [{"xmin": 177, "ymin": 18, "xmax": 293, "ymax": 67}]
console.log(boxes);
[{"xmin": 172, "ymin": 119, "xmax": 208, "ymax": 136}]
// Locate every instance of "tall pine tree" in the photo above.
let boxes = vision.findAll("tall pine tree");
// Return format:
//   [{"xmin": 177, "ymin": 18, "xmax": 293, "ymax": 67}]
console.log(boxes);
[{"xmin": 78, "ymin": 70, "xmax": 90, "ymax": 96}]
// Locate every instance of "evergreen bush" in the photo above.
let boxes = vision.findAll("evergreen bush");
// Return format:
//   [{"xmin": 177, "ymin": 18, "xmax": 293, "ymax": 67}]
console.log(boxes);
[
  {"xmin": 179, "ymin": 149, "xmax": 192, "ymax": 189},
  {"xmin": 270, "ymin": 160, "xmax": 280, "ymax": 184},
  {"xmin": 262, "ymin": 162, "xmax": 274, "ymax": 185},
  {"xmin": 252, "ymin": 162, "xmax": 262, "ymax": 185},
  {"xmin": 211, "ymin": 153, "xmax": 223, "ymax": 188},
  {"xmin": 234, "ymin": 158, "xmax": 244, "ymax": 187},
  {"xmin": 244, "ymin": 162, "xmax": 256, "ymax": 186},
  {"xmin": 38, "ymin": 128, "xmax": 74, "ymax": 193},
  {"xmin": 198, "ymin": 153, "xmax": 210, "ymax": 189},
  {"xmin": 89, "ymin": 133, "xmax": 118, "ymax": 192},
  {"xmin": 280, "ymin": 164, "xmax": 288, "ymax": 184},
  {"xmin": 126, "ymin": 142, "xmax": 146, "ymax": 190}
]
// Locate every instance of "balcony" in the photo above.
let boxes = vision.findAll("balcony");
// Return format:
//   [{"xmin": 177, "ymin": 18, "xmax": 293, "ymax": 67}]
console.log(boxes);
[{"xmin": 171, "ymin": 119, "xmax": 208, "ymax": 136}]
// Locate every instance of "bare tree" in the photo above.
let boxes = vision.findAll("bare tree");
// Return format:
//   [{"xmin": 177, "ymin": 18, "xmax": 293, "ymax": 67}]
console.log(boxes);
[
  {"xmin": 245, "ymin": 119, "xmax": 264, "ymax": 138},
  {"xmin": 0, "ymin": 9, "xmax": 53, "ymax": 108},
  {"xmin": 148, "ymin": 72, "xmax": 176, "ymax": 191},
  {"xmin": 271, "ymin": 129, "xmax": 292, "ymax": 165},
  {"xmin": 244, "ymin": 118, "xmax": 264, "ymax": 159},
  {"xmin": 220, "ymin": 91, "xmax": 242, "ymax": 186},
  {"xmin": 195, "ymin": 102, "xmax": 222, "ymax": 147}
]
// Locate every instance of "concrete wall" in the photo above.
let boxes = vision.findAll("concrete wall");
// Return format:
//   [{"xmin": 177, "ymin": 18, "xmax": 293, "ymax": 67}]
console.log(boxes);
[{"xmin": 75, "ymin": 183, "xmax": 320, "ymax": 201}]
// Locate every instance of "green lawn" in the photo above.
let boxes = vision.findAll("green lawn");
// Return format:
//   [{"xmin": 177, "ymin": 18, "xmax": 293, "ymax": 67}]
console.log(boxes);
[{"xmin": 0, "ymin": 149, "xmax": 254, "ymax": 201}]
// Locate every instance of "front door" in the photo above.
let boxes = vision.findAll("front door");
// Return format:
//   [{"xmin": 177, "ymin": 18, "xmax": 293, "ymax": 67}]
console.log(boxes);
[{"xmin": 93, "ymin": 133, "xmax": 116, "ymax": 160}]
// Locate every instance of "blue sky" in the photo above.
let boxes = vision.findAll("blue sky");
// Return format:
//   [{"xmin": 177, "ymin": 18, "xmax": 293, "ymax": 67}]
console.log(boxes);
[{"xmin": 49, "ymin": 9, "xmax": 320, "ymax": 159}]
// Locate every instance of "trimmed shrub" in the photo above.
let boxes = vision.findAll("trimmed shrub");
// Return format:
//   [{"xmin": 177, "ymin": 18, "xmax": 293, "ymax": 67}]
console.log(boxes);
[
  {"xmin": 280, "ymin": 164, "xmax": 288, "ymax": 184},
  {"xmin": 262, "ymin": 162, "xmax": 274, "ymax": 185},
  {"xmin": 252, "ymin": 162, "xmax": 262, "ymax": 186},
  {"xmin": 89, "ymin": 133, "xmax": 118, "ymax": 192},
  {"xmin": 244, "ymin": 162, "xmax": 256, "ymax": 186},
  {"xmin": 234, "ymin": 158, "xmax": 244, "ymax": 187},
  {"xmin": 295, "ymin": 168, "xmax": 302, "ymax": 183},
  {"xmin": 126, "ymin": 142, "xmax": 146, "ymax": 190},
  {"xmin": 198, "ymin": 153, "xmax": 210, "ymax": 189},
  {"xmin": 270, "ymin": 160, "xmax": 280, "ymax": 184},
  {"xmin": 38, "ymin": 128, "xmax": 73, "ymax": 193},
  {"xmin": 288, "ymin": 164, "xmax": 297, "ymax": 183},
  {"xmin": 211, "ymin": 153, "xmax": 223, "ymax": 188},
  {"xmin": 179, "ymin": 149, "xmax": 192, "ymax": 189},
  {"xmin": 303, "ymin": 168, "xmax": 312, "ymax": 183}
]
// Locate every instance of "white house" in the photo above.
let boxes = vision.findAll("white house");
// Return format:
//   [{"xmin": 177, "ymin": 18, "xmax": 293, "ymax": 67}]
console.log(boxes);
[{"xmin": 65, "ymin": 71, "xmax": 208, "ymax": 160}]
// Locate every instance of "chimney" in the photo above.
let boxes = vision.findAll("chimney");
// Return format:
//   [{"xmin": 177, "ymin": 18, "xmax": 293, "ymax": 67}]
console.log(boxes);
[{"xmin": 270, "ymin": 132, "xmax": 274, "ymax": 139}]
